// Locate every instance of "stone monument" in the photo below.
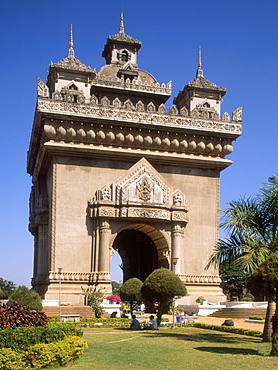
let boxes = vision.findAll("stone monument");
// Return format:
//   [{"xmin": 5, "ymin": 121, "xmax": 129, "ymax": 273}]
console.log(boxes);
[{"xmin": 27, "ymin": 19, "xmax": 242, "ymax": 305}]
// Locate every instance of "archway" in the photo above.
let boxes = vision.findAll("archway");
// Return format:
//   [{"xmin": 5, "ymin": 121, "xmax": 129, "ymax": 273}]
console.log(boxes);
[{"xmin": 112, "ymin": 229, "xmax": 158, "ymax": 282}]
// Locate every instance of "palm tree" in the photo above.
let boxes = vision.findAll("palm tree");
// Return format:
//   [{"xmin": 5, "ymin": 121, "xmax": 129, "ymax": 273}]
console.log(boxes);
[{"xmin": 207, "ymin": 172, "xmax": 278, "ymax": 342}]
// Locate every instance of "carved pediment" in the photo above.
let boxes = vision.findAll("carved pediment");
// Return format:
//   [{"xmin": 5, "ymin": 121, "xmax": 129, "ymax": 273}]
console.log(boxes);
[
  {"xmin": 89, "ymin": 158, "xmax": 188, "ymax": 223},
  {"xmin": 114, "ymin": 158, "xmax": 171, "ymax": 205}
]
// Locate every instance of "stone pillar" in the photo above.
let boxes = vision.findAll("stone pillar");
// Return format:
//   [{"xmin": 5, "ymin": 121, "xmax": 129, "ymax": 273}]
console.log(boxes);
[
  {"xmin": 98, "ymin": 220, "xmax": 111, "ymax": 272},
  {"xmin": 37, "ymin": 224, "xmax": 48, "ymax": 275},
  {"xmin": 171, "ymin": 223, "xmax": 184, "ymax": 274}
]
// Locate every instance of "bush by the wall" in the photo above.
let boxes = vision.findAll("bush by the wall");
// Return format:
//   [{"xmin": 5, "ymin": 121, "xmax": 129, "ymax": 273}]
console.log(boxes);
[
  {"xmin": 0, "ymin": 323, "xmax": 83, "ymax": 351},
  {"xmin": 0, "ymin": 336, "xmax": 88, "ymax": 370}
]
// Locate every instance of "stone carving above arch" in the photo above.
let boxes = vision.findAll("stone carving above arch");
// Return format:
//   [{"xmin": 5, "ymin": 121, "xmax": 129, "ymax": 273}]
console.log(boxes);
[
  {"xmin": 89, "ymin": 158, "xmax": 188, "ymax": 224},
  {"xmin": 114, "ymin": 157, "xmax": 171, "ymax": 205}
]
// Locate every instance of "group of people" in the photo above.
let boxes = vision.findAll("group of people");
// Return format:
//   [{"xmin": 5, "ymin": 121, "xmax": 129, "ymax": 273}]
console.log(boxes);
[{"xmin": 130, "ymin": 314, "xmax": 158, "ymax": 330}]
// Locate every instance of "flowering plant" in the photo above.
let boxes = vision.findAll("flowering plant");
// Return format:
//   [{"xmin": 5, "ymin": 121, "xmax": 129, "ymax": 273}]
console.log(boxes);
[{"xmin": 106, "ymin": 295, "xmax": 121, "ymax": 303}]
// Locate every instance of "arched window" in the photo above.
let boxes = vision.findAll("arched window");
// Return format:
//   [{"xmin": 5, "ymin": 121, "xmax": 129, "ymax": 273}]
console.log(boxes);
[
  {"xmin": 69, "ymin": 84, "xmax": 78, "ymax": 90},
  {"xmin": 121, "ymin": 50, "xmax": 129, "ymax": 62}
]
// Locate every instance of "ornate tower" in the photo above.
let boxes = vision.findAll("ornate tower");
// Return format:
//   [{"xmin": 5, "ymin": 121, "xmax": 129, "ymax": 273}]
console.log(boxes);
[{"xmin": 28, "ymin": 21, "xmax": 242, "ymax": 305}]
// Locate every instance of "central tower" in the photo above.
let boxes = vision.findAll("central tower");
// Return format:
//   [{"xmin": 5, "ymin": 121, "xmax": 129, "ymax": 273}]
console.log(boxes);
[{"xmin": 28, "ymin": 19, "xmax": 242, "ymax": 305}]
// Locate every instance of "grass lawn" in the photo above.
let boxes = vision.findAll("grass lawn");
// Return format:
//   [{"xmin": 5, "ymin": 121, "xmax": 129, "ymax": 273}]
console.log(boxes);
[{"xmin": 50, "ymin": 327, "xmax": 278, "ymax": 370}]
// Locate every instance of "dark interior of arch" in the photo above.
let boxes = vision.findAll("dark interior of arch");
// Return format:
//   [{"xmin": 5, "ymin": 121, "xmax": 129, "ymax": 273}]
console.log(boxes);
[{"xmin": 113, "ymin": 229, "xmax": 158, "ymax": 282}]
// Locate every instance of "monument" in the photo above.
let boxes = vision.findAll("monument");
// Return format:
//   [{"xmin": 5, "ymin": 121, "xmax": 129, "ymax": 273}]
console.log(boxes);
[{"xmin": 27, "ymin": 18, "xmax": 242, "ymax": 305}]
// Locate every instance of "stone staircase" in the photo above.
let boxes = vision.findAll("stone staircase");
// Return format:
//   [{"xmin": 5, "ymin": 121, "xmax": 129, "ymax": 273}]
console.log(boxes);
[
  {"xmin": 42, "ymin": 305, "xmax": 95, "ymax": 318},
  {"xmin": 207, "ymin": 307, "xmax": 267, "ymax": 319}
]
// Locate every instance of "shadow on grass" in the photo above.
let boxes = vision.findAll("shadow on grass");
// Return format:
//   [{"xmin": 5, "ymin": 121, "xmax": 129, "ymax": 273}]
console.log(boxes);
[
  {"xmin": 142, "ymin": 330, "xmax": 261, "ymax": 345},
  {"xmin": 195, "ymin": 346, "xmax": 262, "ymax": 356}
]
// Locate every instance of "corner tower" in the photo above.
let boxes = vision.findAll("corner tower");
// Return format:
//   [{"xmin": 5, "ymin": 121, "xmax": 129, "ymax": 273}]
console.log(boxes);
[{"xmin": 28, "ymin": 22, "xmax": 242, "ymax": 305}]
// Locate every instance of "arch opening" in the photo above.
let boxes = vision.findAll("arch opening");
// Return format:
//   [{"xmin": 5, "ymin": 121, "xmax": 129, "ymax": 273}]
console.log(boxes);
[{"xmin": 112, "ymin": 229, "xmax": 159, "ymax": 283}]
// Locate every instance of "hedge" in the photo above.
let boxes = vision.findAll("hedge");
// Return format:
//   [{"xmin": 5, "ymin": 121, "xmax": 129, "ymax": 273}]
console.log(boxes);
[
  {"xmin": 0, "ymin": 324, "xmax": 83, "ymax": 351},
  {"xmin": 190, "ymin": 322, "xmax": 263, "ymax": 338},
  {"xmin": 0, "ymin": 336, "xmax": 88, "ymax": 370}
]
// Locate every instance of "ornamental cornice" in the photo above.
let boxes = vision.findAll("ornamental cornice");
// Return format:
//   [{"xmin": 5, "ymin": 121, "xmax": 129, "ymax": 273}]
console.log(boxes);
[
  {"xmin": 179, "ymin": 274, "xmax": 221, "ymax": 284},
  {"xmin": 43, "ymin": 118, "xmax": 235, "ymax": 157},
  {"xmin": 37, "ymin": 98, "xmax": 242, "ymax": 136}
]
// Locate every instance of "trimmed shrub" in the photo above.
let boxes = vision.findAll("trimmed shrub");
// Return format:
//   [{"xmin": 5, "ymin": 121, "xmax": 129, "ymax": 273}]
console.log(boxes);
[
  {"xmin": 0, "ymin": 323, "xmax": 83, "ymax": 351},
  {"xmin": 0, "ymin": 348, "xmax": 25, "ymax": 370},
  {"xmin": 8, "ymin": 286, "xmax": 42, "ymax": 311},
  {"xmin": 191, "ymin": 322, "xmax": 262, "ymax": 338},
  {"xmin": 249, "ymin": 316, "xmax": 265, "ymax": 320},
  {"xmin": 0, "ymin": 336, "xmax": 88, "ymax": 370}
]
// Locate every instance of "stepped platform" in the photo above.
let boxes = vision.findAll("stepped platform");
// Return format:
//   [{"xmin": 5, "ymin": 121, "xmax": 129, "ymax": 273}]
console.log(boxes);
[
  {"xmin": 207, "ymin": 307, "xmax": 266, "ymax": 319},
  {"xmin": 43, "ymin": 305, "xmax": 95, "ymax": 318}
]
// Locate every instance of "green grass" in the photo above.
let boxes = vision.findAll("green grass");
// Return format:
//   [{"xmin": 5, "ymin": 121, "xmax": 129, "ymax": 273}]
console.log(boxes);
[{"xmin": 49, "ymin": 327, "xmax": 278, "ymax": 370}]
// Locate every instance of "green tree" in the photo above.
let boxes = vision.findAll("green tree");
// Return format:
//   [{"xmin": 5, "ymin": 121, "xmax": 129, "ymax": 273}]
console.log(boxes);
[
  {"xmin": 81, "ymin": 287, "xmax": 104, "ymax": 318},
  {"xmin": 254, "ymin": 251, "xmax": 278, "ymax": 355},
  {"xmin": 219, "ymin": 261, "xmax": 251, "ymax": 300},
  {"xmin": 111, "ymin": 281, "xmax": 122, "ymax": 296},
  {"xmin": 7, "ymin": 285, "xmax": 42, "ymax": 311},
  {"xmin": 119, "ymin": 278, "xmax": 142, "ymax": 315},
  {"xmin": 0, "ymin": 278, "xmax": 16, "ymax": 298},
  {"xmin": 141, "ymin": 268, "xmax": 187, "ymax": 326},
  {"xmin": 206, "ymin": 172, "xmax": 278, "ymax": 342}
]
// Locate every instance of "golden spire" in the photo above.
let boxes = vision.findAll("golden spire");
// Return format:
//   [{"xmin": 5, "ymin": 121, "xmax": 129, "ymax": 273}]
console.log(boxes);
[
  {"xmin": 68, "ymin": 24, "xmax": 75, "ymax": 58},
  {"xmin": 119, "ymin": 10, "xmax": 125, "ymax": 34},
  {"xmin": 196, "ymin": 46, "xmax": 204, "ymax": 78}
]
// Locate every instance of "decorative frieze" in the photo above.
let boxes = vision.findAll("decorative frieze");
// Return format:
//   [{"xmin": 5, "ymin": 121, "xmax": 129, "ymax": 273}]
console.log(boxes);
[
  {"xmin": 49, "ymin": 271, "xmax": 110, "ymax": 282},
  {"xmin": 91, "ymin": 76, "xmax": 172, "ymax": 95},
  {"xmin": 38, "ymin": 98, "xmax": 242, "ymax": 134}
]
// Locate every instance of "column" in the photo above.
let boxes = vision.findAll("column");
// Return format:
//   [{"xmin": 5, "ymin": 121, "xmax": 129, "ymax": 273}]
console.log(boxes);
[
  {"xmin": 98, "ymin": 220, "xmax": 111, "ymax": 273},
  {"xmin": 37, "ymin": 224, "xmax": 48, "ymax": 275},
  {"xmin": 171, "ymin": 223, "xmax": 184, "ymax": 274}
]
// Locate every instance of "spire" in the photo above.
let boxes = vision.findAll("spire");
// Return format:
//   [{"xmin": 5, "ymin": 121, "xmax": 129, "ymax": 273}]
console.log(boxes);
[
  {"xmin": 196, "ymin": 46, "xmax": 204, "ymax": 78},
  {"xmin": 68, "ymin": 24, "xmax": 75, "ymax": 58},
  {"xmin": 119, "ymin": 10, "xmax": 125, "ymax": 34}
]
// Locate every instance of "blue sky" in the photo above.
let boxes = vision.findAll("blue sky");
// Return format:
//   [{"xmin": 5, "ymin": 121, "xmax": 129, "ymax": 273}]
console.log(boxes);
[{"xmin": 0, "ymin": 0, "xmax": 277, "ymax": 286}]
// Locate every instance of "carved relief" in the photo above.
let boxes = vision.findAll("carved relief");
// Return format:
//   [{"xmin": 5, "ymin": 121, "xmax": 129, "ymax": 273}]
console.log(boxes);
[
  {"xmin": 38, "ymin": 78, "xmax": 49, "ymax": 97},
  {"xmin": 232, "ymin": 105, "xmax": 242, "ymax": 122},
  {"xmin": 158, "ymin": 103, "xmax": 166, "ymax": 114},
  {"xmin": 136, "ymin": 100, "xmax": 144, "ymax": 111},
  {"xmin": 114, "ymin": 158, "xmax": 170, "ymax": 205},
  {"xmin": 147, "ymin": 102, "xmax": 155, "ymax": 112},
  {"xmin": 191, "ymin": 103, "xmax": 219, "ymax": 120},
  {"xmin": 173, "ymin": 191, "xmax": 183, "ymax": 206},
  {"xmin": 128, "ymin": 208, "xmax": 170, "ymax": 220},
  {"xmin": 89, "ymin": 158, "xmax": 188, "ymax": 227},
  {"xmin": 180, "ymin": 106, "xmax": 188, "ymax": 116},
  {"xmin": 222, "ymin": 112, "xmax": 230, "ymax": 121},
  {"xmin": 137, "ymin": 176, "xmax": 153, "ymax": 202},
  {"xmin": 169, "ymin": 105, "xmax": 177, "ymax": 115}
]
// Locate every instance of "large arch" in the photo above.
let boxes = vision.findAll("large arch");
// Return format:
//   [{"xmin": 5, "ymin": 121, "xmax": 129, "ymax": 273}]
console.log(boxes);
[{"xmin": 111, "ymin": 223, "xmax": 170, "ymax": 282}]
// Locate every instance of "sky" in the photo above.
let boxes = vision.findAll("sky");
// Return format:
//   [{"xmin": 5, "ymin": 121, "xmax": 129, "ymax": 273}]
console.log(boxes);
[{"xmin": 0, "ymin": 0, "xmax": 277, "ymax": 287}]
